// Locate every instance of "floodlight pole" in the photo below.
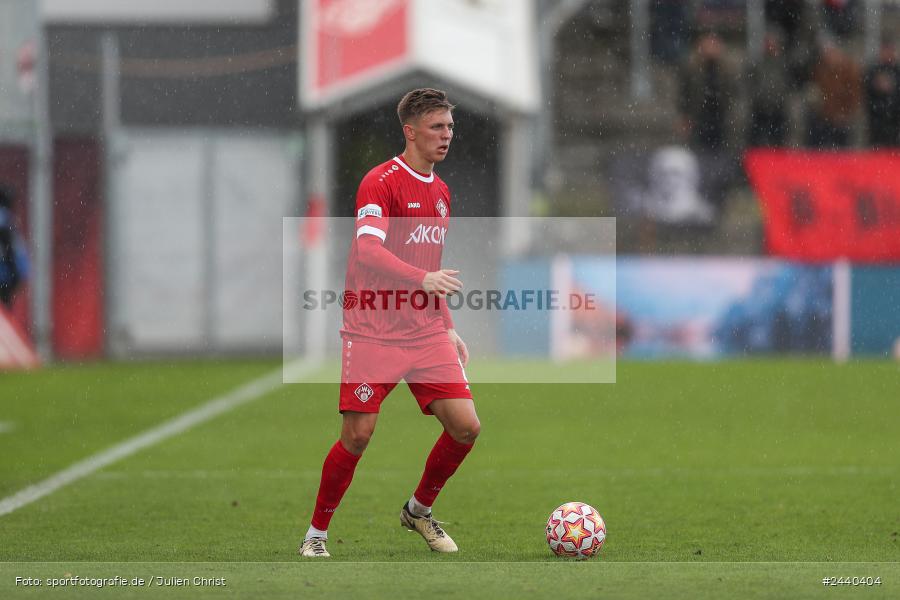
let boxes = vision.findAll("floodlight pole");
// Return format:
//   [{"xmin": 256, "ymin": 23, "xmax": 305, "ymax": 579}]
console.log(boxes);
[
  {"xmin": 746, "ymin": 0, "xmax": 765, "ymax": 62},
  {"xmin": 100, "ymin": 31, "xmax": 123, "ymax": 356},
  {"xmin": 629, "ymin": 0, "xmax": 652, "ymax": 101},
  {"xmin": 863, "ymin": 0, "xmax": 883, "ymax": 62},
  {"xmin": 303, "ymin": 115, "xmax": 331, "ymax": 361},
  {"xmin": 29, "ymin": 2, "xmax": 53, "ymax": 361}
]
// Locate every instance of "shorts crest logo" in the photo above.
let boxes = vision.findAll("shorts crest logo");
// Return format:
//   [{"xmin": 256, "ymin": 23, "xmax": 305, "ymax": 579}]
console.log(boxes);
[
  {"xmin": 436, "ymin": 198, "xmax": 448, "ymax": 218},
  {"xmin": 354, "ymin": 383, "xmax": 374, "ymax": 403}
]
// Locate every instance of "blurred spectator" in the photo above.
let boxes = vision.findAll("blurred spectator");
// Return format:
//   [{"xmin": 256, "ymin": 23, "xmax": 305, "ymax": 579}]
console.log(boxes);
[
  {"xmin": 746, "ymin": 31, "xmax": 791, "ymax": 147},
  {"xmin": 822, "ymin": 0, "xmax": 858, "ymax": 40},
  {"xmin": 611, "ymin": 145, "xmax": 732, "ymax": 226},
  {"xmin": 805, "ymin": 43, "xmax": 862, "ymax": 148},
  {"xmin": 765, "ymin": 0, "xmax": 815, "ymax": 88},
  {"xmin": 695, "ymin": 0, "xmax": 745, "ymax": 29},
  {"xmin": 765, "ymin": 0, "xmax": 805, "ymax": 50},
  {"xmin": 0, "ymin": 185, "xmax": 29, "ymax": 309},
  {"xmin": 643, "ymin": 146, "xmax": 716, "ymax": 225},
  {"xmin": 864, "ymin": 40, "xmax": 900, "ymax": 147},
  {"xmin": 651, "ymin": 0, "xmax": 691, "ymax": 65},
  {"xmin": 678, "ymin": 32, "xmax": 737, "ymax": 151}
]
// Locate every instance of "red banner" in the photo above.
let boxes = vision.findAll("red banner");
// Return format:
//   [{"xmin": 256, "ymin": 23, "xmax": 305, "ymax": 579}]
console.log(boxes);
[
  {"xmin": 745, "ymin": 149, "xmax": 900, "ymax": 262},
  {"xmin": 308, "ymin": 0, "xmax": 409, "ymax": 104},
  {"xmin": 53, "ymin": 138, "xmax": 104, "ymax": 359}
]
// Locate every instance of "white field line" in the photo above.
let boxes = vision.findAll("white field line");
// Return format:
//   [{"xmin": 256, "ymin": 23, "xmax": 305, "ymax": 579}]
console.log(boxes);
[
  {"xmin": 0, "ymin": 421, "xmax": 15, "ymax": 434},
  {"xmin": 89, "ymin": 464, "xmax": 898, "ymax": 481},
  {"xmin": 0, "ymin": 360, "xmax": 316, "ymax": 517}
]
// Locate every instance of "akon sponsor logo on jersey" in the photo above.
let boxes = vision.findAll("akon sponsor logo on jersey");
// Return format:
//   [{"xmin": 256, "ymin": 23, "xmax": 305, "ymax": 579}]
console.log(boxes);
[{"xmin": 405, "ymin": 224, "xmax": 447, "ymax": 245}]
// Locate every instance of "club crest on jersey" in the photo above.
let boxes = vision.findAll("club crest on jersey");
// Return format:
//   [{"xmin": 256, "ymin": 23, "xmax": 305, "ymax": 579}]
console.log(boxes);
[
  {"xmin": 354, "ymin": 383, "xmax": 374, "ymax": 403},
  {"xmin": 405, "ymin": 224, "xmax": 447, "ymax": 245},
  {"xmin": 436, "ymin": 198, "xmax": 448, "ymax": 218}
]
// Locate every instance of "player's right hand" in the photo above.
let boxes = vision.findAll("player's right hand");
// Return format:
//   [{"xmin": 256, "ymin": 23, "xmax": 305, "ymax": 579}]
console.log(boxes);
[{"xmin": 422, "ymin": 269, "xmax": 462, "ymax": 296}]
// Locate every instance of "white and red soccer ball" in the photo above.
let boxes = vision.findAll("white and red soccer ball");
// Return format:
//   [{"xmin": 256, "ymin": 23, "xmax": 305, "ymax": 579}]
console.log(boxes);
[{"xmin": 546, "ymin": 502, "xmax": 606, "ymax": 559}]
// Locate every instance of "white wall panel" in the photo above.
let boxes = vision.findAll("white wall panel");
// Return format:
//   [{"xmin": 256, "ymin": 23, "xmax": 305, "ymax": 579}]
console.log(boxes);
[
  {"xmin": 111, "ymin": 136, "xmax": 206, "ymax": 351},
  {"xmin": 109, "ymin": 131, "xmax": 299, "ymax": 355},
  {"xmin": 213, "ymin": 136, "xmax": 297, "ymax": 347}
]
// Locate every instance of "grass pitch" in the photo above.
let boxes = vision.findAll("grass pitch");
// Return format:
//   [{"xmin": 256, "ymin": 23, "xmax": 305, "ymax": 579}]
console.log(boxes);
[{"xmin": 1, "ymin": 359, "xmax": 898, "ymax": 598}]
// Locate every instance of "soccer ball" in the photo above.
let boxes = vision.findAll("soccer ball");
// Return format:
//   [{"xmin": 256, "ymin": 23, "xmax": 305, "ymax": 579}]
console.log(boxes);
[{"xmin": 546, "ymin": 501, "xmax": 606, "ymax": 559}]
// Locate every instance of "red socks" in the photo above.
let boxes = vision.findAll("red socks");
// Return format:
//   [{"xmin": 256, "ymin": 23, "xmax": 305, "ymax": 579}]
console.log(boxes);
[
  {"xmin": 413, "ymin": 431, "xmax": 474, "ymax": 508},
  {"xmin": 310, "ymin": 441, "xmax": 362, "ymax": 531},
  {"xmin": 310, "ymin": 432, "xmax": 473, "ymax": 531}
]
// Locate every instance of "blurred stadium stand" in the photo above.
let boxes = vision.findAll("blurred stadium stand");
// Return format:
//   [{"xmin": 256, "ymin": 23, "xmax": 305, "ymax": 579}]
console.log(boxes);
[
  {"xmin": 1, "ymin": 0, "xmax": 899, "ymax": 362},
  {"xmin": 552, "ymin": 0, "xmax": 900, "ymax": 254}
]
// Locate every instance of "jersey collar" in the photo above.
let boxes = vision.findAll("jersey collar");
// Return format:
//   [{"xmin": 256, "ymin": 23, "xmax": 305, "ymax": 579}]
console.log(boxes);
[{"xmin": 392, "ymin": 156, "xmax": 434, "ymax": 183}]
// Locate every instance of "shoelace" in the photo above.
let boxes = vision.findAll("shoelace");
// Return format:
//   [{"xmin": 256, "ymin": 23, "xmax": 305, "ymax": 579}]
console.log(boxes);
[
  {"xmin": 305, "ymin": 538, "xmax": 327, "ymax": 555},
  {"xmin": 425, "ymin": 517, "xmax": 447, "ymax": 538},
  {"xmin": 405, "ymin": 507, "xmax": 450, "ymax": 538}
]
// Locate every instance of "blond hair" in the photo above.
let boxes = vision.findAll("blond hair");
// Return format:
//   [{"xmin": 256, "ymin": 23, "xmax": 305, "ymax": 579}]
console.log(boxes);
[{"xmin": 397, "ymin": 88, "xmax": 455, "ymax": 125}]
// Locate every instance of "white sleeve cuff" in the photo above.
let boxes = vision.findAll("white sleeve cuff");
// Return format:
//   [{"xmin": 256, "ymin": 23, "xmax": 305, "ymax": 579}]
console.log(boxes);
[{"xmin": 356, "ymin": 225, "xmax": 386, "ymax": 242}]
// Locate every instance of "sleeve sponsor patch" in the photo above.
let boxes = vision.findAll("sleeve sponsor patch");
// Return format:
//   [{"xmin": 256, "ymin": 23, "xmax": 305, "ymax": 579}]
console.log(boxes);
[{"xmin": 357, "ymin": 204, "xmax": 383, "ymax": 220}]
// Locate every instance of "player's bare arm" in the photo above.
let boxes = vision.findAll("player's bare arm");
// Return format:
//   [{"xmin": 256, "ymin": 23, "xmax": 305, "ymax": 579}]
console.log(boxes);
[{"xmin": 356, "ymin": 235, "xmax": 462, "ymax": 296}]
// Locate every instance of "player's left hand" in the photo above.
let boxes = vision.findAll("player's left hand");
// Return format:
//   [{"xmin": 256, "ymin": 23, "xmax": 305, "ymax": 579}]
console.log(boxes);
[{"xmin": 447, "ymin": 328, "xmax": 469, "ymax": 367}]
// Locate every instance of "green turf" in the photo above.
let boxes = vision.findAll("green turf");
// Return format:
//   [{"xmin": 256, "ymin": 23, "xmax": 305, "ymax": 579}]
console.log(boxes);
[
  {"xmin": 0, "ymin": 361, "xmax": 276, "ymax": 496},
  {"xmin": 1, "ymin": 360, "xmax": 899, "ymax": 598}
]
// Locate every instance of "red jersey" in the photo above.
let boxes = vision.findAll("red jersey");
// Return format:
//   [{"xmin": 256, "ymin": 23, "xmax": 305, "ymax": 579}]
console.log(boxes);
[{"xmin": 342, "ymin": 155, "xmax": 453, "ymax": 345}]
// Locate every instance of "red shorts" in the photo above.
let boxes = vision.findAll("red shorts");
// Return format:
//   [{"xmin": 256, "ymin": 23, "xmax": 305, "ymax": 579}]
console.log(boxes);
[{"xmin": 339, "ymin": 336, "xmax": 472, "ymax": 415}]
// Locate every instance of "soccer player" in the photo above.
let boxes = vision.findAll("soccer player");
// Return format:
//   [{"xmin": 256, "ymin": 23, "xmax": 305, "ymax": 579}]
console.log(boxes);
[{"xmin": 299, "ymin": 89, "xmax": 479, "ymax": 557}]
